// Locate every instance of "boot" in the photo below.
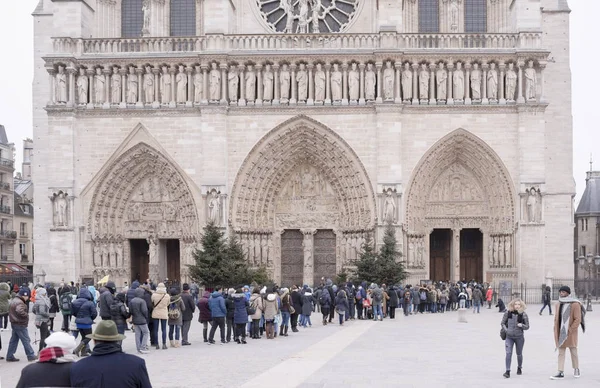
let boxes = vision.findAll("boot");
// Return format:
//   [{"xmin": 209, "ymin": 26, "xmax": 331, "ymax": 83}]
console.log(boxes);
[
  {"xmin": 162, "ymin": 343, "xmax": 168, "ymax": 350},
  {"xmin": 170, "ymin": 340, "xmax": 175, "ymax": 347},
  {"xmin": 203, "ymin": 328, "xmax": 208, "ymax": 342},
  {"xmin": 73, "ymin": 342, "xmax": 86, "ymax": 357},
  {"xmin": 279, "ymin": 326, "xmax": 284, "ymax": 336},
  {"xmin": 265, "ymin": 323, "xmax": 272, "ymax": 339},
  {"xmin": 259, "ymin": 327, "xmax": 264, "ymax": 337},
  {"xmin": 174, "ymin": 341, "xmax": 181, "ymax": 348},
  {"xmin": 283, "ymin": 326, "xmax": 289, "ymax": 336}
]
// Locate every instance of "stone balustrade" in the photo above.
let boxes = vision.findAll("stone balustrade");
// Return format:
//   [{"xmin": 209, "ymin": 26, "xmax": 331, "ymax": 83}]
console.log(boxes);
[{"xmin": 50, "ymin": 31, "xmax": 543, "ymax": 55}]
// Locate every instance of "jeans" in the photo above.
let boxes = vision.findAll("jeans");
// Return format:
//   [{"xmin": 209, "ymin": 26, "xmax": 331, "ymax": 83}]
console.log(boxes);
[
  {"xmin": 116, "ymin": 323, "xmax": 126, "ymax": 335},
  {"xmin": 430, "ymin": 302, "xmax": 437, "ymax": 313},
  {"xmin": 153, "ymin": 318, "xmax": 167, "ymax": 345},
  {"xmin": 38, "ymin": 321, "xmax": 50, "ymax": 351},
  {"xmin": 182, "ymin": 320, "xmax": 192, "ymax": 343},
  {"xmin": 7, "ymin": 324, "xmax": 35, "ymax": 359},
  {"xmin": 299, "ymin": 314, "xmax": 305, "ymax": 326},
  {"xmin": 356, "ymin": 302, "xmax": 363, "ymax": 319},
  {"xmin": 61, "ymin": 314, "xmax": 71, "ymax": 332},
  {"xmin": 281, "ymin": 311, "xmax": 290, "ymax": 327},
  {"xmin": 148, "ymin": 319, "xmax": 156, "ymax": 345},
  {"xmin": 372, "ymin": 304, "xmax": 382, "ymax": 320},
  {"xmin": 168, "ymin": 324, "xmax": 181, "ymax": 341},
  {"xmin": 403, "ymin": 302, "xmax": 410, "ymax": 316},
  {"xmin": 505, "ymin": 336, "xmax": 525, "ymax": 371},
  {"xmin": 540, "ymin": 302, "xmax": 552, "ymax": 315},
  {"xmin": 473, "ymin": 301, "xmax": 481, "ymax": 313},
  {"xmin": 0, "ymin": 313, "xmax": 8, "ymax": 329},
  {"xmin": 226, "ymin": 318, "xmax": 234, "ymax": 341},
  {"xmin": 459, "ymin": 299, "xmax": 466, "ymax": 309},
  {"xmin": 302, "ymin": 315, "xmax": 312, "ymax": 327},
  {"xmin": 134, "ymin": 323, "xmax": 150, "ymax": 352},
  {"xmin": 209, "ymin": 317, "xmax": 226, "ymax": 341},
  {"xmin": 338, "ymin": 311, "xmax": 344, "ymax": 324}
]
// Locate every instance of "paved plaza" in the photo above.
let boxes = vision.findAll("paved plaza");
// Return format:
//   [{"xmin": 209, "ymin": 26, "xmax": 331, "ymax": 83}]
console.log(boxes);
[{"xmin": 0, "ymin": 304, "xmax": 598, "ymax": 387}]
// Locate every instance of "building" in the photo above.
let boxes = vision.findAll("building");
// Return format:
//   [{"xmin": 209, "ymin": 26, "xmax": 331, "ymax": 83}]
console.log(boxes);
[
  {"xmin": 14, "ymin": 139, "xmax": 35, "ymax": 273},
  {"xmin": 574, "ymin": 169, "xmax": 600, "ymax": 295},
  {"xmin": 33, "ymin": 0, "xmax": 574, "ymax": 288},
  {"xmin": 0, "ymin": 125, "xmax": 16, "ymax": 264},
  {"xmin": 21, "ymin": 138, "xmax": 33, "ymax": 181}
]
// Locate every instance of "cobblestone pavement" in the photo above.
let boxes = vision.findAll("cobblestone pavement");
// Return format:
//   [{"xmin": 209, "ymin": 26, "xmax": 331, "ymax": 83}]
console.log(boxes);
[{"xmin": 1, "ymin": 304, "xmax": 598, "ymax": 387}]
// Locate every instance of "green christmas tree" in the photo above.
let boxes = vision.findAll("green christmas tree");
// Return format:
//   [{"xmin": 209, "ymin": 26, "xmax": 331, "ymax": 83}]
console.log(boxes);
[
  {"xmin": 377, "ymin": 223, "xmax": 406, "ymax": 285},
  {"xmin": 353, "ymin": 234, "xmax": 379, "ymax": 283}
]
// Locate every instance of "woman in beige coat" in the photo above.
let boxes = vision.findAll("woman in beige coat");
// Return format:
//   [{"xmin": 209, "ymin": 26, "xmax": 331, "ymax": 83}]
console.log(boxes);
[
  {"xmin": 151, "ymin": 283, "xmax": 170, "ymax": 349},
  {"xmin": 249, "ymin": 290, "xmax": 264, "ymax": 339}
]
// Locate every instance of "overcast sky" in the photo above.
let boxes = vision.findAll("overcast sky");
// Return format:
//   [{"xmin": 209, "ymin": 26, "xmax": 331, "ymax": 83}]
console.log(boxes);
[{"xmin": 0, "ymin": 0, "xmax": 597, "ymax": 203}]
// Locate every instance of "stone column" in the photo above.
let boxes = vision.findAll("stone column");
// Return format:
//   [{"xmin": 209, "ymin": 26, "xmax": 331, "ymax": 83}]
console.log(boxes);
[
  {"xmin": 201, "ymin": 65, "xmax": 209, "ymax": 105},
  {"xmin": 87, "ymin": 68, "xmax": 95, "ymax": 109},
  {"xmin": 169, "ymin": 66, "xmax": 176, "ymax": 108},
  {"xmin": 342, "ymin": 63, "xmax": 349, "ymax": 105},
  {"xmin": 220, "ymin": 64, "xmax": 228, "ymax": 105},
  {"xmin": 482, "ymin": 63, "xmax": 489, "ymax": 105},
  {"xmin": 152, "ymin": 67, "xmax": 160, "ymax": 108},
  {"xmin": 411, "ymin": 63, "xmax": 419, "ymax": 105},
  {"xmin": 499, "ymin": 62, "xmax": 506, "ymax": 105},
  {"xmin": 102, "ymin": 68, "xmax": 111, "ymax": 109},
  {"xmin": 307, "ymin": 64, "xmax": 314, "ymax": 105},
  {"xmin": 301, "ymin": 229, "xmax": 316, "ymax": 286},
  {"xmin": 186, "ymin": 66, "xmax": 193, "ymax": 107},
  {"xmin": 464, "ymin": 63, "xmax": 472, "ymax": 105},
  {"xmin": 376, "ymin": 62, "xmax": 383, "ymax": 103},
  {"xmin": 273, "ymin": 64, "xmax": 280, "ymax": 105},
  {"xmin": 429, "ymin": 63, "xmax": 436, "ymax": 105},
  {"xmin": 119, "ymin": 68, "xmax": 127, "ymax": 109},
  {"xmin": 48, "ymin": 69, "xmax": 56, "ymax": 106},
  {"xmin": 67, "ymin": 67, "xmax": 76, "ymax": 107},
  {"xmin": 447, "ymin": 63, "xmax": 454, "ymax": 105},
  {"xmin": 359, "ymin": 63, "xmax": 365, "ymax": 105},
  {"xmin": 452, "ymin": 228, "xmax": 461, "ymax": 282},
  {"xmin": 136, "ymin": 67, "xmax": 144, "ymax": 108},
  {"xmin": 394, "ymin": 62, "xmax": 402, "ymax": 103},
  {"xmin": 324, "ymin": 63, "xmax": 332, "ymax": 105},
  {"xmin": 538, "ymin": 60, "xmax": 547, "ymax": 103},
  {"xmin": 290, "ymin": 64, "xmax": 297, "ymax": 105},
  {"xmin": 256, "ymin": 64, "xmax": 263, "ymax": 105},
  {"xmin": 516, "ymin": 60, "xmax": 525, "ymax": 104},
  {"xmin": 148, "ymin": 239, "xmax": 159, "ymax": 283}
]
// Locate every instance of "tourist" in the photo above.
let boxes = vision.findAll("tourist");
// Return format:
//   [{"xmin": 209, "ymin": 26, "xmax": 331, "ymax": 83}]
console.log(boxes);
[
  {"xmin": 402, "ymin": 287, "xmax": 412, "ymax": 316},
  {"xmin": 301, "ymin": 287, "xmax": 313, "ymax": 328},
  {"xmin": 346, "ymin": 283, "xmax": 356, "ymax": 320},
  {"xmin": 225, "ymin": 288, "xmax": 236, "ymax": 342},
  {"xmin": 279, "ymin": 288, "xmax": 292, "ymax": 336},
  {"xmin": 190, "ymin": 282, "xmax": 200, "ymax": 305},
  {"xmin": 263, "ymin": 287, "xmax": 279, "ymax": 339},
  {"xmin": 387, "ymin": 285, "xmax": 398, "ymax": 319},
  {"xmin": 318, "ymin": 285, "xmax": 331, "ymax": 325},
  {"xmin": 539, "ymin": 286, "xmax": 552, "ymax": 315},
  {"xmin": 180, "ymin": 283, "xmax": 195, "ymax": 346},
  {"xmin": 139, "ymin": 285, "xmax": 155, "ymax": 345},
  {"xmin": 472, "ymin": 286, "xmax": 483, "ymax": 314},
  {"xmin": 167, "ymin": 288, "xmax": 185, "ymax": 348},
  {"xmin": 71, "ymin": 287, "xmax": 97, "ymax": 357},
  {"xmin": 99, "ymin": 281, "xmax": 116, "ymax": 321},
  {"xmin": 249, "ymin": 289, "xmax": 264, "ymax": 339},
  {"xmin": 466, "ymin": 285, "xmax": 473, "ymax": 309},
  {"xmin": 70, "ymin": 320, "xmax": 152, "ymax": 387},
  {"xmin": 0, "ymin": 282, "xmax": 9, "ymax": 330},
  {"xmin": 233, "ymin": 288, "xmax": 249, "ymax": 343},
  {"xmin": 129, "ymin": 287, "xmax": 150, "ymax": 354},
  {"xmin": 58, "ymin": 285, "xmax": 73, "ymax": 333},
  {"xmin": 126, "ymin": 280, "xmax": 140, "ymax": 307},
  {"xmin": 501, "ymin": 298, "xmax": 529, "ymax": 378},
  {"xmin": 32, "ymin": 287, "xmax": 51, "ymax": 351},
  {"xmin": 109, "ymin": 292, "xmax": 130, "ymax": 338},
  {"xmin": 151, "ymin": 282, "xmax": 170, "ymax": 350},
  {"xmin": 290, "ymin": 285, "xmax": 302, "ymax": 332},
  {"xmin": 197, "ymin": 291, "xmax": 212, "ymax": 342},
  {"xmin": 486, "ymin": 286, "xmax": 494, "ymax": 309},
  {"xmin": 411, "ymin": 285, "xmax": 420, "ymax": 314},
  {"xmin": 439, "ymin": 286, "xmax": 449, "ymax": 313},
  {"xmin": 15, "ymin": 331, "xmax": 77, "ymax": 388},
  {"xmin": 355, "ymin": 284, "xmax": 364, "ymax": 319},
  {"xmin": 458, "ymin": 288, "xmax": 468, "ymax": 309},
  {"xmin": 47, "ymin": 286, "xmax": 59, "ymax": 332},
  {"xmin": 325, "ymin": 279, "xmax": 336, "ymax": 323},
  {"xmin": 207, "ymin": 286, "xmax": 227, "ymax": 344},
  {"xmin": 370, "ymin": 284, "xmax": 383, "ymax": 321},
  {"xmin": 335, "ymin": 288, "xmax": 349, "ymax": 325},
  {"xmin": 496, "ymin": 298, "xmax": 507, "ymax": 313},
  {"xmin": 550, "ymin": 286, "xmax": 585, "ymax": 380},
  {"xmin": 5, "ymin": 288, "xmax": 37, "ymax": 362}
]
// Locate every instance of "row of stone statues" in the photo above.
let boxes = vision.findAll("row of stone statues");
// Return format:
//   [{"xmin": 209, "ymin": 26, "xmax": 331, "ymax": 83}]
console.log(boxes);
[
  {"xmin": 51, "ymin": 59, "xmax": 540, "ymax": 106},
  {"xmin": 489, "ymin": 234, "xmax": 512, "ymax": 268}
]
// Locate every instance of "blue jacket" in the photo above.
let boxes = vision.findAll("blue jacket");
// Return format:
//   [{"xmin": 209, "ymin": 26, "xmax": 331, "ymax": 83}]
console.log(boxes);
[
  {"xmin": 126, "ymin": 281, "xmax": 140, "ymax": 306},
  {"xmin": 233, "ymin": 294, "xmax": 249, "ymax": 324},
  {"xmin": 208, "ymin": 291, "xmax": 226, "ymax": 318},
  {"xmin": 70, "ymin": 343, "xmax": 152, "ymax": 388},
  {"xmin": 71, "ymin": 288, "xmax": 97, "ymax": 328}
]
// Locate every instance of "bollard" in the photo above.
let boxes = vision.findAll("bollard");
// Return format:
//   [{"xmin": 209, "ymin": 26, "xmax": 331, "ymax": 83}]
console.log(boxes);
[{"xmin": 458, "ymin": 308, "xmax": 468, "ymax": 323}]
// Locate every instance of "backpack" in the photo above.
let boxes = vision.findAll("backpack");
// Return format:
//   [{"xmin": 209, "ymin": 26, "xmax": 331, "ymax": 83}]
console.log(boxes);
[
  {"xmin": 168, "ymin": 302, "xmax": 181, "ymax": 320},
  {"xmin": 60, "ymin": 293, "xmax": 72, "ymax": 312},
  {"xmin": 319, "ymin": 292, "xmax": 330, "ymax": 306},
  {"xmin": 373, "ymin": 290, "xmax": 382, "ymax": 303}
]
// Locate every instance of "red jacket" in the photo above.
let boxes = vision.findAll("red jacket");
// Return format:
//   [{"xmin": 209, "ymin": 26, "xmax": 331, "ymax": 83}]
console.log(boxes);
[{"xmin": 485, "ymin": 289, "xmax": 493, "ymax": 301}]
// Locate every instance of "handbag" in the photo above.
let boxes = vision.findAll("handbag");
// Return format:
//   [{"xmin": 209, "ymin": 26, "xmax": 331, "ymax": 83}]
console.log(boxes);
[
  {"xmin": 247, "ymin": 299, "xmax": 257, "ymax": 315},
  {"xmin": 500, "ymin": 327, "xmax": 507, "ymax": 340},
  {"xmin": 289, "ymin": 305, "xmax": 296, "ymax": 315}
]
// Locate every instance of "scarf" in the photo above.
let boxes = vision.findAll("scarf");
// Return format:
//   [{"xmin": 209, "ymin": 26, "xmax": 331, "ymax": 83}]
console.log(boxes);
[
  {"xmin": 557, "ymin": 297, "xmax": 586, "ymax": 349},
  {"xmin": 38, "ymin": 347, "xmax": 77, "ymax": 363},
  {"xmin": 91, "ymin": 341, "xmax": 123, "ymax": 356}
]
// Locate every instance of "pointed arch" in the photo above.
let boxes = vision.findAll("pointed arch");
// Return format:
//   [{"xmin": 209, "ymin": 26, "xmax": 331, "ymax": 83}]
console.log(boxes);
[{"xmin": 405, "ymin": 128, "xmax": 516, "ymax": 234}]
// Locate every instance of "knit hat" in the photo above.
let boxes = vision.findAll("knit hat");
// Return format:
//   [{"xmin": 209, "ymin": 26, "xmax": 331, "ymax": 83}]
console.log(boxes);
[
  {"xmin": 559, "ymin": 285, "xmax": 571, "ymax": 295},
  {"xmin": 45, "ymin": 331, "xmax": 77, "ymax": 351},
  {"xmin": 182, "ymin": 283, "xmax": 190, "ymax": 291},
  {"xmin": 156, "ymin": 283, "xmax": 167, "ymax": 293},
  {"xmin": 18, "ymin": 288, "xmax": 30, "ymax": 297},
  {"xmin": 87, "ymin": 320, "xmax": 126, "ymax": 341}
]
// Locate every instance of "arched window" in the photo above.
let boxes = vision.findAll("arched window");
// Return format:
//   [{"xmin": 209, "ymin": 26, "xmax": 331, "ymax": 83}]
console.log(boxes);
[
  {"xmin": 170, "ymin": 0, "xmax": 196, "ymax": 36},
  {"xmin": 122, "ymin": 0, "xmax": 143, "ymax": 37},
  {"xmin": 419, "ymin": 0, "xmax": 440, "ymax": 33},
  {"xmin": 465, "ymin": 0, "xmax": 487, "ymax": 33}
]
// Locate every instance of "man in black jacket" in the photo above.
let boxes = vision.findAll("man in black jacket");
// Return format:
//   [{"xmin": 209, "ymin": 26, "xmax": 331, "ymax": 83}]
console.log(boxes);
[
  {"xmin": 99, "ymin": 281, "xmax": 116, "ymax": 321},
  {"xmin": 129, "ymin": 288, "xmax": 150, "ymax": 354},
  {"xmin": 290, "ymin": 286, "xmax": 303, "ymax": 332},
  {"xmin": 180, "ymin": 283, "xmax": 195, "ymax": 345}
]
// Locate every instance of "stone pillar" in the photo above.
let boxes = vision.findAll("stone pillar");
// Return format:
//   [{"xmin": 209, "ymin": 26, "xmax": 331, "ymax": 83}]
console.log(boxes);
[
  {"xmin": 447, "ymin": 63, "xmax": 454, "ymax": 105},
  {"xmin": 186, "ymin": 66, "xmax": 193, "ymax": 107},
  {"xmin": 152, "ymin": 67, "xmax": 160, "ymax": 108},
  {"xmin": 517, "ymin": 61, "xmax": 525, "ymax": 104},
  {"xmin": 48, "ymin": 69, "xmax": 56, "ymax": 106},
  {"xmin": 394, "ymin": 63, "xmax": 402, "ymax": 103},
  {"xmin": 290, "ymin": 64, "xmax": 297, "ymax": 105},
  {"xmin": 87, "ymin": 68, "xmax": 96, "ymax": 108},
  {"xmin": 307, "ymin": 64, "xmax": 314, "ymax": 105},
  {"xmin": 342, "ymin": 63, "xmax": 349, "ymax": 105},
  {"xmin": 119, "ymin": 68, "xmax": 127, "ymax": 109},
  {"xmin": 67, "ymin": 67, "xmax": 76, "ymax": 107},
  {"xmin": 376, "ymin": 62, "xmax": 383, "ymax": 103},
  {"xmin": 136, "ymin": 67, "xmax": 144, "ymax": 108},
  {"xmin": 256, "ymin": 64, "xmax": 263, "ymax": 105},
  {"xmin": 102, "ymin": 68, "xmax": 111, "ymax": 109},
  {"xmin": 429, "ymin": 63, "xmax": 436, "ymax": 105},
  {"xmin": 238, "ymin": 65, "xmax": 246, "ymax": 106},
  {"xmin": 465, "ymin": 63, "xmax": 472, "ymax": 105},
  {"xmin": 325, "ymin": 63, "xmax": 332, "ymax": 105},
  {"xmin": 301, "ymin": 229, "xmax": 316, "ymax": 287},
  {"xmin": 220, "ymin": 64, "xmax": 228, "ymax": 105},
  {"xmin": 201, "ymin": 65, "xmax": 209, "ymax": 105},
  {"xmin": 538, "ymin": 60, "xmax": 547, "ymax": 103},
  {"xmin": 273, "ymin": 64, "xmax": 280, "ymax": 105},
  {"xmin": 411, "ymin": 63, "xmax": 419, "ymax": 105},
  {"xmin": 499, "ymin": 62, "xmax": 506, "ymax": 105},
  {"xmin": 359, "ymin": 63, "xmax": 365, "ymax": 105},
  {"xmin": 452, "ymin": 228, "xmax": 461, "ymax": 282},
  {"xmin": 482, "ymin": 63, "xmax": 489, "ymax": 105},
  {"xmin": 169, "ymin": 66, "xmax": 176, "ymax": 108}
]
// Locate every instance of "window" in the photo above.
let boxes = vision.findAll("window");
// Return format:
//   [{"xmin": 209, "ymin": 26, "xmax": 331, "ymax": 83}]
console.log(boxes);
[
  {"xmin": 19, "ymin": 243, "xmax": 26, "ymax": 255},
  {"xmin": 22, "ymin": 204, "xmax": 29, "ymax": 215},
  {"xmin": 419, "ymin": 0, "xmax": 439, "ymax": 33},
  {"xmin": 581, "ymin": 219, "xmax": 585, "ymax": 231},
  {"xmin": 170, "ymin": 0, "xmax": 196, "ymax": 36},
  {"xmin": 585, "ymin": 218, "xmax": 589, "ymax": 231},
  {"xmin": 465, "ymin": 0, "xmax": 487, "ymax": 33},
  {"xmin": 122, "ymin": 0, "xmax": 143, "ymax": 38},
  {"xmin": 20, "ymin": 222, "xmax": 26, "ymax": 236},
  {"xmin": 581, "ymin": 245, "xmax": 586, "ymax": 257}
]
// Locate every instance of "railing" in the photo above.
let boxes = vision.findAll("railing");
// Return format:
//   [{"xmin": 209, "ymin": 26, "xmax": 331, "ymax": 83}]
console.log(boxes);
[
  {"xmin": 0, "ymin": 206, "xmax": 11, "ymax": 214},
  {"xmin": 0, "ymin": 182, "xmax": 10, "ymax": 191},
  {"xmin": 21, "ymin": 254, "xmax": 28, "ymax": 262},
  {"xmin": 51, "ymin": 31, "xmax": 543, "ymax": 55},
  {"xmin": 20, "ymin": 232, "xmax": 28, "ymax": 238},
  {"xmin": 0, "ymin": 230, "xmax": 17, "ymax": 239},
  {"xmin": 0, "ymin": 158, "xmax": 14, "ymax": 169},
  {"xmin": 0, "ymin": 255, "xmax": 7, "ymax": 261}
]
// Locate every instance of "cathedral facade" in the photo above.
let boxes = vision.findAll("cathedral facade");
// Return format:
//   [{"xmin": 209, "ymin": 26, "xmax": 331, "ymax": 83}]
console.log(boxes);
[{"xmin": 32, "ymin": 0, "xmax": 574, "ymax": 288}]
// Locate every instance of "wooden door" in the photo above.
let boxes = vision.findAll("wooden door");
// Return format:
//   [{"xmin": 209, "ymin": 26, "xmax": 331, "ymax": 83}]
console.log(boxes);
[
  {"xmin": 429, "ymin": 229, "xmax": 451, "ymax": 282},
  {"xmin": 130, "ymin": 239, "xmax": 149, "ymax": 282},
  {"xmin": 166, "ymin": 239, "xmax": 180, "ymax": 282},
  {"xmin": 281, "ymin": 230, "xmax": 304, "ymax": 287},
  {"xmin": 460, "ymin": 229, "xmax": 483, "ymax": 282},
  {"xmin": 313, "ymin": 230, "xmax": 336, "ymax": 286}
]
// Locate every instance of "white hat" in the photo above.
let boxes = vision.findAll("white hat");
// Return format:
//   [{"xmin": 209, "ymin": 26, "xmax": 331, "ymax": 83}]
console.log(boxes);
[{"xmin": 45, "ymin": 331, "xmax": 77, "ymax": 351}]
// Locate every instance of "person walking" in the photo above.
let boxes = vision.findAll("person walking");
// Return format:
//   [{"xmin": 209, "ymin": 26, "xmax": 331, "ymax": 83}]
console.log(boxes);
[
  {"xmin": 550, "ymin": 286, "xmax": 585, "ymax": 380},
  {"xmin": 335, "ymin": 289, "xmax": 349, "ymax": 325},
  {"xmin": 279, "ymin": 288, "xmax": 292, "ymax": 336},
  {"xmin": 47, "ymin": 287, "xmax": 60, "ymax": 332},
  {"xmin": 249, "ymin": 289, "xmax": 264, "ymax": 339},
  {"xmin": 290, "ymin": 286, "xmax": 302, "ymax": 332},
  {"xmin": 539, "ymin": 286, "xmax": 552, "ymax": 316},
  {"xmin": 32, "ymin": 288, "xmax": 51, "ymax": 351},
  {"xmin": 486, "ymin": 286, "xmax": 494, "ymax": 309},
  {"xmin": 472, "ymin": 286, "xmax": 483, "ymax": 314},
  {"xmin": 129, "ymin": 288, "xmax": 150, "ymax": 354},
  {"xmin": 180, "ymin": 283, "xmax": 195, "ymax": 345},
  {"xmin": 151, "ymin": 282, "xmax": 170, "ymax": 350},
  {"xmin": 109, "ymin": 292, "xmax": 130, "ymax": 338},
  {"xmin": 197, "ymin": 291, "xmax": 212, "ymax": 343},
  {"xmin": 70, "ymin": 287, "xmax": 97, "ymax": 357},
  {"xmin": 98, "ymin": 281, "xmax": 116, "ymax": 321},
  {"xmin": 501, "ymin": 298, "xmax": 530, "ymax": 378},
  {"xmin": 208, "ymin": 286, "xmax": 227, "ymax": 344},
  {"xmin": 5, "ymin": 288, "xmax": 37, "ymax": 362},
  {"xmin": 58, "ymin": 285, "xmax": 74, "ymax": 333},
  {"xmin": 0, "ymin": 282, "xmax": 10, "ymax": 330}
]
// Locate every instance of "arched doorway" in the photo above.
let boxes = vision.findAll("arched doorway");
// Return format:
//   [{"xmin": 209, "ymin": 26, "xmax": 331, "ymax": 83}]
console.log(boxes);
[
  {"xmin": 87, "ymin": 141, "xmax": 199, "ymax": 285},
  {"xmin": 229, "ymin": 115, "xmax": 376, "ymax": 286},
  {"xmin": 405, "ymin": 129, "xmax": 516, "ymax": 283}
]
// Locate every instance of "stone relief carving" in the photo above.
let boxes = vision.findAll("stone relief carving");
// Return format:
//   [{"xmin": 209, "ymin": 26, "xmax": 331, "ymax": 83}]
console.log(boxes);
[
  {"xmin": 206, "ymin": 188, "xmax": 223, "ymax": 226},
  {"xmin": 245, "ymin": 65, "xmax": 256, "ymax": 101},
  {"xmin": 176, "ymin": 65, "xmax": 187, "ymax": 104},
  {"xmin": 407, "ymin": 234, "xmax": 425, "ymax": 269},
  {"xmin": 314, "ymin": 63, "xmax": 326, "ymax": 102},
  {"xmin": 365, "ymin": 63, "xmax": 376, "ymax": 101},
  {"xmin": 419, "ymin": 63, "xmax": 429, "ymax": 101},
  {"xmin": 402, "ymin": 62, "xmax": 413, "ymax": 101},
  {"xmin": 112, "ymin": 67, "xmax": 122, "ymax": 104},
  {"xmin": 489, "ymin": 234, "xmax": 513, "ymax": 268},
  {"xmin": 77, "ymin": 68, "xmax": 88, "ymax": 105},
  {"xmin": 263, "ymin": 64, "xmax": 274, "ymax": 102},
  {"xmin": 127, "ymin": 66, "xmax": 138, "ymax": 104},
  {"xmin": 428, "ymin": 164, "xmax": 484, "ymax": 203},
  {"xmin": 160, "ymin": 66, "xmax": 171, "ymax": 104},
  {"xmin": 143, "ymin": 66, "xmax": 154, "ymax": 103},
  {"xmin": 383, "ymin": 61, "xmax": 394, "ymax": 101},
  {"xmin": 524, "ymin": 60, "xmax": 537, "ymax": 101},
  {"xmin": 209, "ymin": 62, "xmax": 221, "ymax": 101},
  {"xmin": 436, "ymin": 62, "xmax": 447, "ymax": 101},
  {"xmin": 50, "ymin": 190, "xmax": 70, "ymax": 229},
  {"xmin": 331, "ymin": 63, "xmax": 342, "ymax": 101},
  {"xmin": 297, "ymin": 0, "xmax": 310, "ymax": 33},
  {"xmin": 142, "ymin": 0, "xmax": 150, "ymax": 35},
  {"xmin": 228, "ymin": 65, "xmax": 239, "ymax": 102},
  {"xmin": 95, "ymin": 68, "xmax": 106, "ymax": 104},
  {"xmin": 280, "ymin": 63, "xmax": 291, "ymax": 102},
  {"xmin": 470, "ymin": 63, "xmax": 482, "ymax": 101},
  {"xmin": 524, "ymin": 186, "xmax": 542, "ymax": 223},
  {"xmin": 505, "ymin": 63, "xmax": 517, "ymax": 101},
  {"xmin": 487, "ymin": 63, "xmax": 498, "ymax": 101},
  {"xmin": 194, "ymin": 65, "xmax": 203, "ymax": 103},
  {"xmin": 297, "ymin": 63, "xmax": 308, "ymax": 102},
  {"xmin": 348, "ymin": 63, "xmax": 359, "ymax": 101},
  {"xmin": 380, "ymin": 188, "xmax": 398, "ymax": 224},
  {"xmin": 453, "ymin": 62, "xmax": 464, "ymax": 101},
  {"xmin": 56, "ymin": 66, "xmax": 67, "ymax": 104}
]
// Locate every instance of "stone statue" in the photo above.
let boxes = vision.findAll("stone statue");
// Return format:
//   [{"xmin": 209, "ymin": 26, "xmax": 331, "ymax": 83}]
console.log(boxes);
[
  {"xmin": 419, "ymin": 63, "xmax": 429, "ymax": 100},
  {"xmin": 526, "ymin": 187, "xmax": 539, "ymax": 222},
  {"xmin": 348, "ymin": 63, "xmax": 359, "ymax": 101},
  {"xmin": 77, "ymin": 68, "xmax": 88, "ymax": 105},
  {"xmin": 127, "ymin": 66, "xmax": 138, "ymax": 104},
  {"xmin": 263, "ymin": 64, "xmax": 274, "ymax": 101},
  {"xmin": 209, "ymin": 62, "xmax": 221, "ymax": 101},
  {"xmin": 408, "ymin": 239, "xmax": 414, "ymax": 267},
  {"xmin": 160, "ymin": 66, "xmax": 171, "ymax": 104},
  {"xmin": 450, "ymin": 0, "xmax": 459, "ymax": 32},
  {"xmin": 280, "ymin": 64, "xmax": 291, "ymax": 101},
  {"xmin": 417, "ymin": 239, "xmax": 424, "ymax": 267},
  {"xmin": 365, "ymin": 63, "xmax": 376, "ymax": 101},
  {"xmin": 503, "ymin": 236, "xmax": 511, "ymax": 267},
  {"xmin": 383, "ymin": 189, "xmax": 396, "ymax": 223},
  {"xmin": 56, "ymin": 66, "xmax": 67, "ymax": 104},
  {"xmin": 436, "ymin": 62, "xmax": 447, "ymax": 101},
  {"xmin": 488, "ymin": 238, "xmax": 494, "ymax": 266},
  {"xmin": 314, "ymin": 63, "xmax": 325, "ymax": 102},
  {"xmin": 453, "ymin": 62, "xmax": 464, "ymax": 100},
  {"xmin": 245, "ymin": 65, "xmax": 256, "ymax": 101},
  {"xmin": 194, "ymin": 65, "xmax": 203, "ymax": 103},
  {"xmin": 331, "ymin": 63, "xmax": 342, "ymax": 101},
  {"xmin": 111, "ymin": 67, "xmax": 121, "ymax": 104},
  {"xmin": 297, "ymin": 0, "xmax": 310, "ymax": 33},
  {"xmin": 143, "ymin": 66, "xmax": 154, "ymax": 103},
  {"xmin": 228, "ymin": 65, "xmax": 239, "ymax": 102},
  {"xmin": 524, "ymin": 60, "xmax": 536, "ymax": 101},
  {"xmin": 207, "ymin": 190, "xmax": 221, "ymax": 225},
  {"xmin": 176, "ymin": 65, "xmax": 187, "ymax": 103},
  {"xmin": 382, "ymin": 61, "xmax": 394, "ymax": 100},
  {"xmin": 282, "ymin": 0, "xmax": 294, "ymax": 33},
  {"xmin": 93, "ymin": 244, "xmax": 100, "ymax": 267},
  {"xmin": 470, "ymin": 63, "xmax": 482, "ymax": 100},
  {"xmin": 95, "ymin": 67, "xmax": 106, "ymax": 104},
  {"xmin": 401, "ymin": 62, "xmax": 413, "ymax": 101},
  {"xmin": 505, "ymin": 63, "xmax": 517, "ymax": 101},
  {"xmin": 142, "ymin": 0, "xmax": 150, "ymax": 34},
  {"xmin": 487, "ymin": 62, "xmax": 498, "ymax": 100},
  {"xmin": 492, "ymin": 236, "xmax": 498, "ymax": 265},
  {"xmin": 311, "ymin": 0, "xmax": 321, "ymax": 33},
  {"xmin": 297, "ymin": 63, "xmax": 308, "ymax": 102},
  {"xmin": 53, "ymin": 191, "xmax": 68, "ymax": 227}
]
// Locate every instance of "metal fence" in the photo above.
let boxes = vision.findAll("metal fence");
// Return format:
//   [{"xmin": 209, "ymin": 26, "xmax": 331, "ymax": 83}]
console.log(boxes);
[
  {"xmin": 0, "ymin": 274, "xmax": 33, "ymax": 288},
  {"xmin": 488, "ymin": 278, "xmax": 577, "ymax": 305}
]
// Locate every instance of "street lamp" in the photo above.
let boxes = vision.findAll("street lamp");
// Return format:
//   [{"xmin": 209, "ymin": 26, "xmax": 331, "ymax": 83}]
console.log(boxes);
[{"xmin": 576, "ymin": 254, "xmax": 600, "ymax": 312}]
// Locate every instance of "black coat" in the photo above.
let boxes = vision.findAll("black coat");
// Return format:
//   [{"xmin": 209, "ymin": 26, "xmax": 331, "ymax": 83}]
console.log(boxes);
[
  {"xmin": 388, "ymin": 287, "xmax": 399, "ymax": 307},
  {"xmin": 99, "ymin": 289, "xmax": 114, "ymax": 319},
  {"xmin": 291, "ymin": 291, "xmax": 303, "ymax": 314},
  {"xmin": 180, "ymin": 292, "xmax": 195, "ymax": 322},
  {"xmin": 225, "ymin": 296, "xmax": 235, "ymax": 319},
  {"xmin": 16, "ymin": 362, "xmax": 72, "ymax": 388}
]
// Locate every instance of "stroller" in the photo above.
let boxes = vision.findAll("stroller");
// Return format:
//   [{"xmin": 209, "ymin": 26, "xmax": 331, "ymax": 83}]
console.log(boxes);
[{"xmin": 363, "ymin": 298, "xmax": 373, "ymax": 320}]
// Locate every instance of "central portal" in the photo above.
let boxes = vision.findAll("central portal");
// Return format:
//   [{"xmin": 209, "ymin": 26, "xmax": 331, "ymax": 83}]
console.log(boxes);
[
  {"xmin": 430, "ymin": 229, "xmax": 451, "ymax": 282},
  {"xmin": 460, "ymin": 229, "xmax": 483, "ymax": 282}
]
